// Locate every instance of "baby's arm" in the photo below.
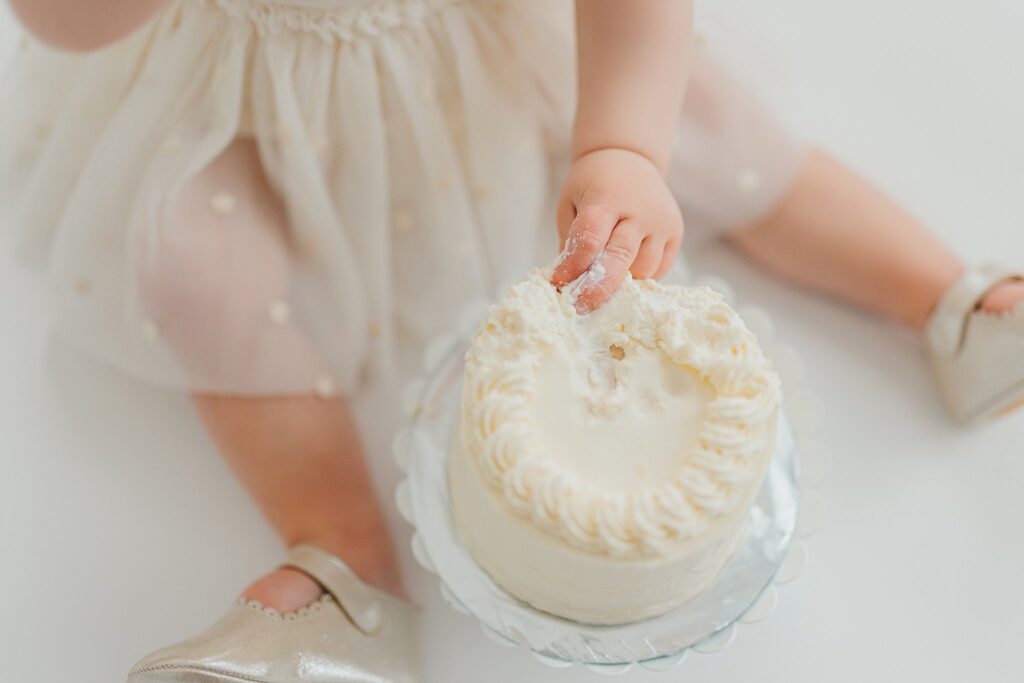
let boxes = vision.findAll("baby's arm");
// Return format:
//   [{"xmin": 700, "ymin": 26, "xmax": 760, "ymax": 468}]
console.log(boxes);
[
  {"xmin": 551, "ymin": 0, "xmax": 693, "ymax": 311},
  {"xmin": 10, "ymin": 0, "xmax": 172, "ymax": 51}
]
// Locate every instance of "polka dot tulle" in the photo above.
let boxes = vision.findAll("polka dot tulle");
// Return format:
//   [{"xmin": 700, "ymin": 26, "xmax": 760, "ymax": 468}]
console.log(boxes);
[{"xmin": 0, "ymin": 0, "xmax": 804, "ymax": 398}]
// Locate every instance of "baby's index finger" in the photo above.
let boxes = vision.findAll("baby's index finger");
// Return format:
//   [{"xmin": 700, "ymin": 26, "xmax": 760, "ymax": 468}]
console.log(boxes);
[
  {"xmin": 569, "ymin": 218, "xmax": 642, "ymax": 313},
  {"xmin": 562, "ymin": 250, "xmax": 608, "ymax": 313},
  {"xmin": 550, "ymin": 203, "xmax": 618, "ymax": 288}
]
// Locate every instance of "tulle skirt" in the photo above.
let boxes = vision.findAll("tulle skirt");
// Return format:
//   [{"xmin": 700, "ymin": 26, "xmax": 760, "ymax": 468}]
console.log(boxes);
[{"xmin": 0, "ymin": 0, "xmax": 805, "ymax": 398}]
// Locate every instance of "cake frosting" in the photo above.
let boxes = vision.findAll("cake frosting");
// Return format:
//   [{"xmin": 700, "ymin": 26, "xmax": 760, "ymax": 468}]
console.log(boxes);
[{"xmin": 449, "ymin": 269, "xmax": 781, "ymax": 624}]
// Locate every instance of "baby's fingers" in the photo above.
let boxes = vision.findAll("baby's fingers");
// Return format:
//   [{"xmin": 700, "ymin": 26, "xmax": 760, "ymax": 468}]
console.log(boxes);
[
  {"xmin": 630, "ymin": 237, "xmax": 665, "ymax": 280},
  {"xmin": 551, "ymin": 203, "xmax": 618, "ymax": 287},
  {"xmin": 655, "ymin": 234, "xmax": 682, "ymax": 279},
  {"xmin": 571, "ymin": 219, "xmax": 642, "ymax": 313}
]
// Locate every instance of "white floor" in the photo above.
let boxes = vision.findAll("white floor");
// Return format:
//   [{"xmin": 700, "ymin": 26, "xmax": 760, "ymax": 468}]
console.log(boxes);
[{"xmin": 3, "ymin": 2, "xmax": 1024, "ymax": 682}]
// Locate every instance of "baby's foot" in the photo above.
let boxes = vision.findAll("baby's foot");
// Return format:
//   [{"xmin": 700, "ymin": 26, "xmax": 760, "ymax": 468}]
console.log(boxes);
[
  {"xmin": 241, "ymin": 549, "xmax": 405, "ymax": 613},
  {"xmin": 979, "ymin": 279, "xmax": 1024, "ymax": 314},
  {"xmin": 242, "ymin": 567, "xmax": 323, "ymax": 613},
  {"xmin": 127, "ymin": 545, "xmax": 419, "ymax": 683},
  {"xmin": 927, "ymin": 268, "xmax": 1024, "ymax": 422}
]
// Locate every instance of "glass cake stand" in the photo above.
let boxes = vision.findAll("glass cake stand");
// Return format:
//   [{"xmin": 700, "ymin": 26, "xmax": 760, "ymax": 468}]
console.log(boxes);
[{"xmin": 394, "ymin": 335, "xmax": 804, "ymax": 674}]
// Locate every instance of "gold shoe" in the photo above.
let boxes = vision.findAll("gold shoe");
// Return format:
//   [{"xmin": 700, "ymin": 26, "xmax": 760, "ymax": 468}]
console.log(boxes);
[
  {"xmin": 126, "ymin": 544, "xmax": 419, "ymax": 682},
  {"xmin": 926, "ymin": 263, "xmax": 1024, "ymax": 423}
]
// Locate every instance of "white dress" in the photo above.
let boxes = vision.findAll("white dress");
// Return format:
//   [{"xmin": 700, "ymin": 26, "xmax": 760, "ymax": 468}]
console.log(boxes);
[{"xmin": 0, "ymin": 0, "xmax": 804, "ymax": 399}]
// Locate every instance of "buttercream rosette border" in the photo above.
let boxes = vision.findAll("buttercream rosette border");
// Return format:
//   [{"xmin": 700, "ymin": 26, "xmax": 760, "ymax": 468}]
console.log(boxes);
[{"xmin": 460, "ymin": 275, "xmax": 782, "ymax": 558}]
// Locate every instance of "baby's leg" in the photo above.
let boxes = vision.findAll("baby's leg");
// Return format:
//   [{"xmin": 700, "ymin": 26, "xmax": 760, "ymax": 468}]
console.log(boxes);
[
  {"xmin": 672, "ymin": 59, "xmax": 1023, "ymax": 327},
  {"xmin": 730, "ymin": 151, "xmax": 1024, "ymax": 326},
  {"xmin": 729, "ymin": 150, "xmax": 962, "ymax": 328},
  {"xmin": 196, "ymin": 394, "xmax": 402, "ymax": 605},
  {"xmin": 140, "ymin": 139, "xmax": 400, "ymax": 610}
]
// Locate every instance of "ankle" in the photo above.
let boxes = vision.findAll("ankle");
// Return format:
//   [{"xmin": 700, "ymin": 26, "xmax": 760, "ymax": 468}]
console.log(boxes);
[
  {"xmin": 905, "ymin": 266, "xmax": 966, "ymax": 331},
  {"xmin": 325, "ymin": 547, "xmax": 406, "ymax": 599},
  {"xmin": 288, "ymin": 535, "xmax": 406, "ymax": 599}
]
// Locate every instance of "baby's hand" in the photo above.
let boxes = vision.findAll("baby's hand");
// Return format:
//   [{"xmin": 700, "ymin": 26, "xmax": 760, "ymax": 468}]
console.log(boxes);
[{"xmin": 551, "ymin": 148, "xmax": 684, "ymax": 312}]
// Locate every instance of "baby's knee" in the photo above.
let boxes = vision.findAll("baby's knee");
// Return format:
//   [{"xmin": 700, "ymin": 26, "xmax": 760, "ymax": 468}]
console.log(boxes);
[
  {"xmin": 138, "ymin": 226, "xmax": 219, "ymax": 334},
  {"xmin": 137, "ymin": 213, "xmax": 290, "ymax": 351},
  {"xmin": 137, "ymin": 137, "xmax": 298, "ymax": 373}
]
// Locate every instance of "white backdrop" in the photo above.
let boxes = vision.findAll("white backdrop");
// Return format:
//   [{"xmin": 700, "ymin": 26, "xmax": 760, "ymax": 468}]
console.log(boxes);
[{"xmin": 2, "ymin": 1, "xmax": 1023, "ymax": 682}]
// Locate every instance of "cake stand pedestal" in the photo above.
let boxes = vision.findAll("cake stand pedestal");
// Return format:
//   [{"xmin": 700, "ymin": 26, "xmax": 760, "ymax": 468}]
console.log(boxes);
[{"xmin": 394, "ymin": 331, "xmax": 811, "ymax": 674}]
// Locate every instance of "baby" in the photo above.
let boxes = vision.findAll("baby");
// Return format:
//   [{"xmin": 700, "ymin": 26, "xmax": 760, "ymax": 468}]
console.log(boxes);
[{"xmin": 4, "ymin": 1, "xmax": 1022, "ymax": 681}]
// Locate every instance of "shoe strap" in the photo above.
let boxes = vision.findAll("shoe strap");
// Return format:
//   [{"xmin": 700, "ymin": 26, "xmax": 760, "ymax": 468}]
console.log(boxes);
[
  {"xmin": 926, "ymin": 263, "xmax": 1021, "ymax": 358},
  {"xmin": 283, "ymin": 544, "xmax": 386, "ymax": 635}
]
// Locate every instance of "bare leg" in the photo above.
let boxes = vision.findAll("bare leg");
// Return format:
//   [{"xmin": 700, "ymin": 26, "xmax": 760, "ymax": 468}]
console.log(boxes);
[
  {"xmin": 728, "ymin": 150, "xmax": 1024, "ymax": 328},
  {"xmin": 196, "ymin": 394, "xmax": 403, "ymax": 607},
  {"xmin": 140, "ymin": 139, "xmax": 401, "ymax": 612}
]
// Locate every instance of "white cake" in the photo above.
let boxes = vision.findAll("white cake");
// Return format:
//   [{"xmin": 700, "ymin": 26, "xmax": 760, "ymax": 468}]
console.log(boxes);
[{"xmin": 449, "ymin": 270, "xmax": 781, "ymax": 625}]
